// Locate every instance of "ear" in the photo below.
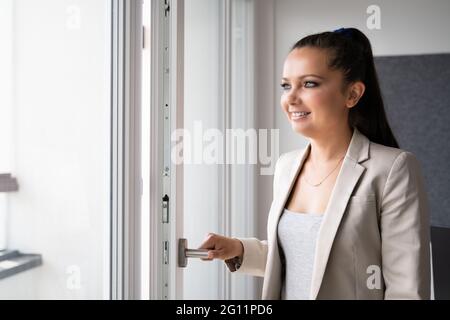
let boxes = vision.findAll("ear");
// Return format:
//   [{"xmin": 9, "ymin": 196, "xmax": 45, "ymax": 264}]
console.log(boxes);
[{"xmin": 346, "ymin": 81, "xmax": 365, "ymax": 109}]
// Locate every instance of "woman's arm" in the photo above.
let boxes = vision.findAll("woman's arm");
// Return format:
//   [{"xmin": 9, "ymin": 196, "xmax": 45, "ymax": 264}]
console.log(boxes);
[{"xmin": 380, "ymin": 151, "xmax": 431, "ymax": 299}]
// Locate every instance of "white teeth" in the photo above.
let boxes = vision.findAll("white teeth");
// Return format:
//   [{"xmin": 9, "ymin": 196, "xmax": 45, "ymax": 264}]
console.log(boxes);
[{"xmin": 292, "ymin": 112, "xmax": 310, "ymax": 117}]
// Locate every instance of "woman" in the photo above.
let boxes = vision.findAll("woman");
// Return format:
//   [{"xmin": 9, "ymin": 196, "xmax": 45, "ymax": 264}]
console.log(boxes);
[{"xmin": 199, "ymin": 27, "xmax": 431, "ymax": 300}]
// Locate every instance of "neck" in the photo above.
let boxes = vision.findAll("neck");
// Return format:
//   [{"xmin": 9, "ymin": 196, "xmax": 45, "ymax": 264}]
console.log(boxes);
[{"xmin": 308, "ymin": 125, "xmax": 353, "ymax": 164}]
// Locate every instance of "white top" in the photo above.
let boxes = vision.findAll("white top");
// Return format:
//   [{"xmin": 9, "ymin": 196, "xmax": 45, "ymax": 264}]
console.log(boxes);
[{"xmin": 277, "ymin": 208, "xmax": 324, "ymax": 300}]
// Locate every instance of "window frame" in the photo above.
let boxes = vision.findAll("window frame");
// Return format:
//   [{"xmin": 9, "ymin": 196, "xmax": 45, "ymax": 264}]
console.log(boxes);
[
  {"xmin": 110, "ymin": 0, "xmax": 143, "ymax": 300},
  {"xmin": 147, "ymin": 0, "xmax": 258, "ymax": 300}
]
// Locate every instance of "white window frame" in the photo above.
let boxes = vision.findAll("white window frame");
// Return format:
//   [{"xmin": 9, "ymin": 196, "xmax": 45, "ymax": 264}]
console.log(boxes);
[
  {"xmin": 147, "ymin": 0, "xmax": 185, "ymax": 300},
  {"xmin": 111, "ymin": 0, "xmax": 143, "ymax": 300},
  {"xmin": 146, "ymin": 0, "xmax": 258, "ymax": 300}
]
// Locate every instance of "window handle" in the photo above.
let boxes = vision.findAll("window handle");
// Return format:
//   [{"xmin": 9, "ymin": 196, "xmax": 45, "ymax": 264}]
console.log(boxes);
[{"xmin": 178, "ymin": 238, "xmax": 208, "ymax": 268}]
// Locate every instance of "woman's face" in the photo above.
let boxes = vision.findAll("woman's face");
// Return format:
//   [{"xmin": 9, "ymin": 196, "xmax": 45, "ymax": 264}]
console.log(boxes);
[{"xmin": 280, "ymin": 47, "xmax": 351, "ymax": 138}]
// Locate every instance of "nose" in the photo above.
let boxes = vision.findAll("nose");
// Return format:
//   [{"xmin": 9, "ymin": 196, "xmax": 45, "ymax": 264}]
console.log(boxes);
[{"xmin": 286, "ymin": 88, "xmax": 301, "ymax": 106}]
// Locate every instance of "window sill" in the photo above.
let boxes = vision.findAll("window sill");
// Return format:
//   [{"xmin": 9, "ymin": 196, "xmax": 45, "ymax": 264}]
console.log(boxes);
[{"xmin": 0, "ymin": 250, "xmax": 42, "ymax": 280}]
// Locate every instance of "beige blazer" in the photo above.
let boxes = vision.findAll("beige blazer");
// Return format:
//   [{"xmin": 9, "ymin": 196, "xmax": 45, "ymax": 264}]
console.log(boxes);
[{"xmin": 231, "ymin": 127, "xmax": 431, "ymax": 299}]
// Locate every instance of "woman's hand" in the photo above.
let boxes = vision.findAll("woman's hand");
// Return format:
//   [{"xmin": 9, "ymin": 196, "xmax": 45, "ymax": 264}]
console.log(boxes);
[{"xmin": 198, "ymin": 233, "xmax": 244, "ymax": 261}]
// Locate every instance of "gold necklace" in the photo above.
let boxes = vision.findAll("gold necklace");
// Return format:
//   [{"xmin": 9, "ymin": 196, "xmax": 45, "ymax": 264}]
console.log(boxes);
[{"xmin": 303, "ymin": 155, "xmax": 345, "ymax": 187}]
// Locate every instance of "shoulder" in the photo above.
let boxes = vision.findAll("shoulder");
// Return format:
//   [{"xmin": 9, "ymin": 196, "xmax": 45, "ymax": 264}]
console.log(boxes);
[
  {"xmin": 272, "ymin": 149, "xmax": 304, "ymax": 193},
  {"xmin": 273, "ymin": 148, "xmax": 306, "ymax": 182},
  {"xmin": 369, "ymin": 141, "xmax": 404, "ymax": 160},
  {"xmin": 370, "ymin": 142, "xmax": 416, "ymax": 163},
  {"xmin": 369, "ymin": 141, "xmax": 420, "ymax": 173},
  {"xmin": 276, "ymin": 148, "xmax": 304, "ymax": 170}
]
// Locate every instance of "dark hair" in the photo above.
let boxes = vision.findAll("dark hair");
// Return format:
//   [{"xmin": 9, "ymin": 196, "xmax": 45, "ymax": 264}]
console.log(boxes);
[{"xmin": 291, "ymin": 28, "xmax": 399, "ymax": 148}]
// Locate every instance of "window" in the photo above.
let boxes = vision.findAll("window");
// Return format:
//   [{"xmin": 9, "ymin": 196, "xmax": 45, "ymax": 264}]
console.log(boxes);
[{"xmin": 0, "ymin": 0, "xmax": 112, "ymax": 299}]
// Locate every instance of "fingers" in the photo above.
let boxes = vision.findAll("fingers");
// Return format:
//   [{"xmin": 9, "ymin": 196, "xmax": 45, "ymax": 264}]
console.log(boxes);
[
  {"xmin": 198, "ymin": 233, "xmax": 231, "ymax": 261},
  {"xmin": 207, "ymin": 249, "xmax": 224, "ymax": 260},
  {"xmin": 198, "ymin": 233, "xmax": 217, "ymax": 250},
  {"xmin": 200, "ymin": 249, "xmax": 226, "ymax": 261},
  {"xmin": 199, "ymin": 233, "xmax": 217, "ymax": 261},
  {"xmin": 200, "ymin": 256, "xmax": 212, "ymax": 262},
  {"xmin": 200, "ymin": 250, "xmax": 217, "ymax": 262}
]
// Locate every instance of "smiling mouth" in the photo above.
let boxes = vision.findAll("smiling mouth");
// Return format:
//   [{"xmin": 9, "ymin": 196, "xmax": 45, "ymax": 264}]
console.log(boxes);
[{"xmin": 290, "ymin": 111, "xmax": 311, "ymax": 120}]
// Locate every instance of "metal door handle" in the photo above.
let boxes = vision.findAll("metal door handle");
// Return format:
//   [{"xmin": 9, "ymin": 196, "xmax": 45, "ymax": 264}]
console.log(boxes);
[{"xmin": 178, "ymin": 238, "xmax": 208, "ymax": 268}]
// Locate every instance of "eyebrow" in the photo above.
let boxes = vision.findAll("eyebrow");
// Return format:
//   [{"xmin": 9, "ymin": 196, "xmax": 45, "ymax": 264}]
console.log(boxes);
[{"xmin": 281, "ymin": 74, "xmax": 325, "ymax": 81}]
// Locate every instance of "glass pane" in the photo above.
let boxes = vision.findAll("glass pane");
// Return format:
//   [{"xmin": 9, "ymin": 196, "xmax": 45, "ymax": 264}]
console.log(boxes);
[
  {"xmin": 183, "ymin": 0, "xmax": 222, "ymax": 299},
  {"xmin": 0, "ymin": 0, "xmax": 111, "ymax": 299},
  {"xmin": 183, "ymin": 0, "xmax": 257, "ymax": 299}
]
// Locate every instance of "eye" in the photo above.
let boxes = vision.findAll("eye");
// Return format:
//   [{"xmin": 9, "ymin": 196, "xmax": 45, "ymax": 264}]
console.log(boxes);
[
  {"xmin": 280, "ymin": 83, "xmax": 291, "ymax": 91},
  {"xmin": 304, "ymin": 81, "xmax": 318, "ymax": 88}
]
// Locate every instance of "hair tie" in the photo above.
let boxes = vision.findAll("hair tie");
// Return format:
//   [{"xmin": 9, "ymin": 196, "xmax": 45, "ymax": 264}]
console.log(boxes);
[{"xmin": 333, "ymin": 27, "xmax": 353, "ymax": 39}]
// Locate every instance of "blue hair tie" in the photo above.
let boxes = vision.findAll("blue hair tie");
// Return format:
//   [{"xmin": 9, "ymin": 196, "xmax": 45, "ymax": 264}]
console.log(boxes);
[{"xmin": 333, "ymin": 27, "xmax": 353, "ymax": 38}]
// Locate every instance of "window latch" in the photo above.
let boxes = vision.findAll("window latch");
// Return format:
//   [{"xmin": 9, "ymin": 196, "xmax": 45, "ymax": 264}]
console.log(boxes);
[{"xmin": 162, "ymin": 195, "xmax": 169, "ymax": 223}]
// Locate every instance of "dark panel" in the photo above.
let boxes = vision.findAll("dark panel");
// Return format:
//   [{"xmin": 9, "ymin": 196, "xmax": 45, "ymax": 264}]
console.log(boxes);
[
  {"xmin": 431, "ymin": 226, "xmax": 450, "ymax": 299},
  {"xmin": 375, "ymin": 54, "xmax": 450, "ymax": 228}
]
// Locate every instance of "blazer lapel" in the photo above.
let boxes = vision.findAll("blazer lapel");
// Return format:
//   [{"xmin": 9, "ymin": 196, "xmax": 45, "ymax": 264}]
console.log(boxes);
[
  {"xmin": 268, "ymin": 146, "xmax": 310, "ymax": 235},
  {"xmin": 309, "ymin": 127, "xmax": 370, "ymax": 299}
]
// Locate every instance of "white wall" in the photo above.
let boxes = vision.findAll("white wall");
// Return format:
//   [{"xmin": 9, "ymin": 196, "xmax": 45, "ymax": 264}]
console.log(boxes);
[
  {"xmin": 0, "ymin": 0, "xmax": 110, "ymax": 299},
  {"xmin": 274, "ymin": 0, "xmax": 450, "ymax": 155}
]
